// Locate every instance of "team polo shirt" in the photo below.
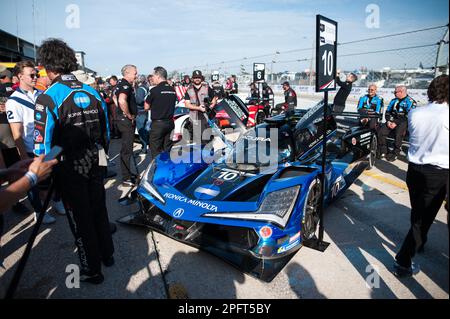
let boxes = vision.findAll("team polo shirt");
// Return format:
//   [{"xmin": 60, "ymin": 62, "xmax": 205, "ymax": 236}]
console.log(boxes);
[
  {"xmin": 145, "ymin": 81, "xmax": 177, "ymax": 120},
  {"xmin": 5, "ymin": 88, "xmax": 41, "ymax": 153},
  {"xmin": 115, "ymin": 78, "xmax": 137, "ymax": 116}
]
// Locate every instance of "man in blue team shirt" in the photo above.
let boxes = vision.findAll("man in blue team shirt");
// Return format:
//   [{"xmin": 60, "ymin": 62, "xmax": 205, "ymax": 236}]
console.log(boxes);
[
  {"xmin": 377, "ymin": 85, "xmax": 416, "ymax": 162},
  {"xmin": 34, "ymin": 38, "xmax": 114, "ymax": 284},
  {"xmin": 357, "ymin": 84, "xmax": 384, "ymax": 129}
]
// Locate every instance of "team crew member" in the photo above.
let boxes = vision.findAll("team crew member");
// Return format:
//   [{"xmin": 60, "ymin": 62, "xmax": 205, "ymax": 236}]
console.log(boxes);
[
  {"xmin": 34, "ymin": 38, "xmax": 114, "ymax": 284},
  {"xmin": 115, "ymin": 65, "xmax": 138, "ymax": 186},
  {"xmin": 248, "ymin": 82, "xmax": 260, "ymax": 100},
  {"xmin": 144, "ymin": 66, "xmax": 177, "ymax": 160},
  {"xmin": 184, "ymin": 70, "xmax": 217, "ymax": 144},
  {"xmin": 357, "ymin": 84, "xmax": 384, "ymax": 129},
  {"xmin": 333, "ymin": 72, "xmax": 358, "ymax": 113},
  {"xmin": 274, "ymin": 81, "xmax": 297, "ymax": 116},
  {"xmin": 261, "ymin": 82, "xmax": 274, "ymax": 115},
  {"xmin": 393, "ymin": 75, "xmax": 449, "ymax": 277},
  {"xmin": 378, "ymin": 85, "xmax": 416, "ymax": 161}
]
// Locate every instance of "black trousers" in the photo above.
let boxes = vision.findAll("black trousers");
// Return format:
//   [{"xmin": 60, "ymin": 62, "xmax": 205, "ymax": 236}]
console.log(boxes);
[
  {"xmin": 149, "ymin": 120, "xmax": 174, "ymax": 160},
  {"xmin": 117, "ymin": 118, "xmax": 136, "ymax": 181},
  {"xmin": 378, "ymin": 121, "xmax": 407, "ymax": 155},
  {"xmin": 58, "ymin": 163, "xmax": 114, "ymax": 274},
  {"xmin": 395, "ymin": 163, "xmax": 449, "ymax": 268}
]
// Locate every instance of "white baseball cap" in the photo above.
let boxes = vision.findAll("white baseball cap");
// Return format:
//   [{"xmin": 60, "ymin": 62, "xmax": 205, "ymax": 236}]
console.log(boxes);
[{"xmin": 72, "ymin": 70, "xmax": 95, "ymax": 85}]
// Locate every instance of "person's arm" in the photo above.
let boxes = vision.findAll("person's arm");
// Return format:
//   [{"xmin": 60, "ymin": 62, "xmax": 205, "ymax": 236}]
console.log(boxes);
[
  {"xmin": 0, "ymin": 156, "xmax": 57, "ymax": 214},
  {"xmin": 144, "ymin": 90, "xmax": 152, "ymax": 111},
  {"xmin": 5, "ymin": 99, "xmax": 29, "ymax": 159},
  {"xmin": 208, "ymin": 87, "xmax": 218, "ymax": 107},
  {"xmin": 9, "ymin": 123, "xmax": 29, "ymax": 160},
  {"xmin": 357, "ymin": 97, "xmax": 364, "ymax": 111},
  {"xmin": 118, "ymin": 93, "xmax": 134, "ymax": 120},
  {"xmin": 376, "ymin": 97, "xmax": 384, "ymax": 114},
  {"xmin": 34, "ymin": 94, "xmax": 58, "ymax": 156}
]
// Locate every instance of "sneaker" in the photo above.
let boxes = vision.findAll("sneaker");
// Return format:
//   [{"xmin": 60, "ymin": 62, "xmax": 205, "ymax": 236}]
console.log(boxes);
[
  {"xmin": 80, "ymin": 270, "xmax": 104, "ymax": 284},
  {"xmin": 393, "ymin": 261, "xmax": 419, "ymax": 278},
  {"xmin": 12, "ymin": 202, "xmax": 30, "ymax": 215},
  {"xmin": 34, "ymin": 212, "xmax": 56, "ymax": 225},
  {"xmin": 386, "ymin": 153, "xmax": 397, "ymax": 162},
  {"xmin": 102, "ymin": 256, "xmax": 115, "ymax": 267},
  {"xmin": 52, "ymin": 201, "xmax": 66, "ymax": 215}
]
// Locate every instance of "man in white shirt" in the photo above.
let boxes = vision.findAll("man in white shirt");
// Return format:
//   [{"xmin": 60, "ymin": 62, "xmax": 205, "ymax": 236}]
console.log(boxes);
[
  {"xmin": 6, "ymin": 61, "xmax": 65, "ymax": 224},
  {"xmin": 393, "ymin": 75, "xmax": 449, "ymax": 277}
]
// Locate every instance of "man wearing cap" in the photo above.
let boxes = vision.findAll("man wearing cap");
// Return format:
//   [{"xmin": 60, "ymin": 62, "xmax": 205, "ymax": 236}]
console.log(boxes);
[
  {"xmin": 0, "ymin": 67, "xmax": 14, "ymax": 97},
  {"xmin": 274, "ymin": 81, "xmax": 297, "ymax": 116},
  {"xmin": 184, "ymin": 70, "xmax": 217, "ymax": 144}
]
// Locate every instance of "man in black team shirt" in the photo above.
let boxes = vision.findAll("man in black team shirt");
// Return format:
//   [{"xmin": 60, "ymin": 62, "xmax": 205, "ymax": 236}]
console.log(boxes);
[
  {"xmin": 115, "ymin": 65, "xmax": 138, "ymax": 186},
  {"xmin": 333, "ymin": 72, "xmax": 358, "ymax": 113},
  {"xmin": 144, "ymin": 66, "xmax": 177, "ymax": 160}
]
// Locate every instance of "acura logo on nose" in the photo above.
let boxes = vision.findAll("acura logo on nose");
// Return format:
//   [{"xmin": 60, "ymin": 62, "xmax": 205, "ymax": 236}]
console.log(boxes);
[{"xmin": 173, "ymin": 208, "xmax": 184, "ymax": 218}]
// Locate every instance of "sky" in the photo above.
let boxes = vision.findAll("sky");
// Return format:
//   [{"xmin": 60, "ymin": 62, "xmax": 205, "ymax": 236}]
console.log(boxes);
[{"xmin": 0, "ymin": 0, "xmax": 448, "ymax": 77}]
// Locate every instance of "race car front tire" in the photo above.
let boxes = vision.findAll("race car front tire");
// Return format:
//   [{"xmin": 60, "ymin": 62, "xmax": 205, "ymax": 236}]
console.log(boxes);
[{"xmin": 301, "ymin": 177, "xmax": 321, "ymax": 241}]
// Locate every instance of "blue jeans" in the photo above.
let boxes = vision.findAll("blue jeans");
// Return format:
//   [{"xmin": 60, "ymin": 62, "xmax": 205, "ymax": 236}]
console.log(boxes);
[{"xmin": 136, "ymin": 113, "xmax": 149, "ymax": 150}]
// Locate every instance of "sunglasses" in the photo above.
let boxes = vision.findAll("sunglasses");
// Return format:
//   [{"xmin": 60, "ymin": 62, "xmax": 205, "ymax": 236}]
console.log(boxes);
[{"xmin": 28, "ymin": 74, "xmax": 40, "ymax": 79}]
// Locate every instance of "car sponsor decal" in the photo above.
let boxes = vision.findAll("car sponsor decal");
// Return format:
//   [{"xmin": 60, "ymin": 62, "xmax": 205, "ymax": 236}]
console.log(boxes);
[
  {"xmin": 163, "ymin": 193, "xmax": 218, "ymax": 212},
  {"xmin": 259, "ymin": 226, "xmax": 273, "ymax": 239},
  {"xmin": 173, "ymin": 208, "xmax": 185, "ymax": 218},
  {"xmin": 277, "ymin": 239, "xmax": 301, "ymax": 254},
  {"xmin": 289, "ymin": 232, "xmax": 301, "ymax": 243},
  {"xmin": 194, "ymin": 184, "xmax": 221, "ymax": 200}
]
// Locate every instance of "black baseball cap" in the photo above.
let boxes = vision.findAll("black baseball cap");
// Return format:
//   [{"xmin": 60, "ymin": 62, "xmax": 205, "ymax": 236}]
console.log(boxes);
[
  {"xmin": 192, "ymin": 70, "xmax": 203, "ymax": 79},
  {"xmin": 282, "ymin": 81, "xmax": 290, "ymax": 86}
]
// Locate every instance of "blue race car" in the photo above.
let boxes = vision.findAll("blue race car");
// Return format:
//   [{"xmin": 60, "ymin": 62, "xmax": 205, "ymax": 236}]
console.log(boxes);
[{"xmin": 119, "ymin": 95, "xmax": 378, "ymax": 282}]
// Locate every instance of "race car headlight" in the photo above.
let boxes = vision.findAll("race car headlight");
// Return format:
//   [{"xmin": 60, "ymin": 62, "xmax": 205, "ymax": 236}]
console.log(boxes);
[
  {"xmin": 140, "ymin": 159, "xmax": 165, "ymax": 204},
  {"xmin": 203, "ymin": 185, "xmax": 300, "ymax": 228}
]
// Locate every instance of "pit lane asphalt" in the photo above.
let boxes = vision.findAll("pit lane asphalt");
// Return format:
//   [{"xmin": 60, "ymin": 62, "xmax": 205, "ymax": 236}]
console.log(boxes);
[{"xmin": 0, "ymin": 96, "xmax": 448, "ymax": 299}]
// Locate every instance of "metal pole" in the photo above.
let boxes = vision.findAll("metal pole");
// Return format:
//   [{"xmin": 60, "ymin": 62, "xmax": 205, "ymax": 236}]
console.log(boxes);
[
  {"xmin": 5, "ymin": 181, "xmax": 56, "ymax": 299},
  {"xmin": 318, "ymin": 91, "xmax": 328, "ymax": 242}
]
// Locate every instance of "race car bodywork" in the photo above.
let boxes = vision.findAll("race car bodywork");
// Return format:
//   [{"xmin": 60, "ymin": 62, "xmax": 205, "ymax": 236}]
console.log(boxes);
[{"xmin": 119, "ymin": 95, "xmax": 378, "ymax": 282}]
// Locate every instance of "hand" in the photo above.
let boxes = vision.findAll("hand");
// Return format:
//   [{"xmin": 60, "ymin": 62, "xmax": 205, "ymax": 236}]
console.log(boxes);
[
  {"xmin": 361, "ymin": 118, "xmax": 369, "ymax": 125},
  {"xmin": 198, "ymin": 106, "xmax": 206, "ymax": 113},
  {"xmin": 387, "ymin": 121, "xmax": 397, "ymax": 129},
  {"xmin": 126, "ymin": 114, "xmax": 135, "ymax": 121},
  {"xmin": 28, "ymin": 155, "xmax": 58, "ymax": 182}
]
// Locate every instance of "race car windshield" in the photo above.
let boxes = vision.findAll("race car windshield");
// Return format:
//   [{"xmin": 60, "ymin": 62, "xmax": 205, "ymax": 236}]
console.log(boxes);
[{"xmin": 224, "ymin": 123, "xmax": 293, "ymax": 172}]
